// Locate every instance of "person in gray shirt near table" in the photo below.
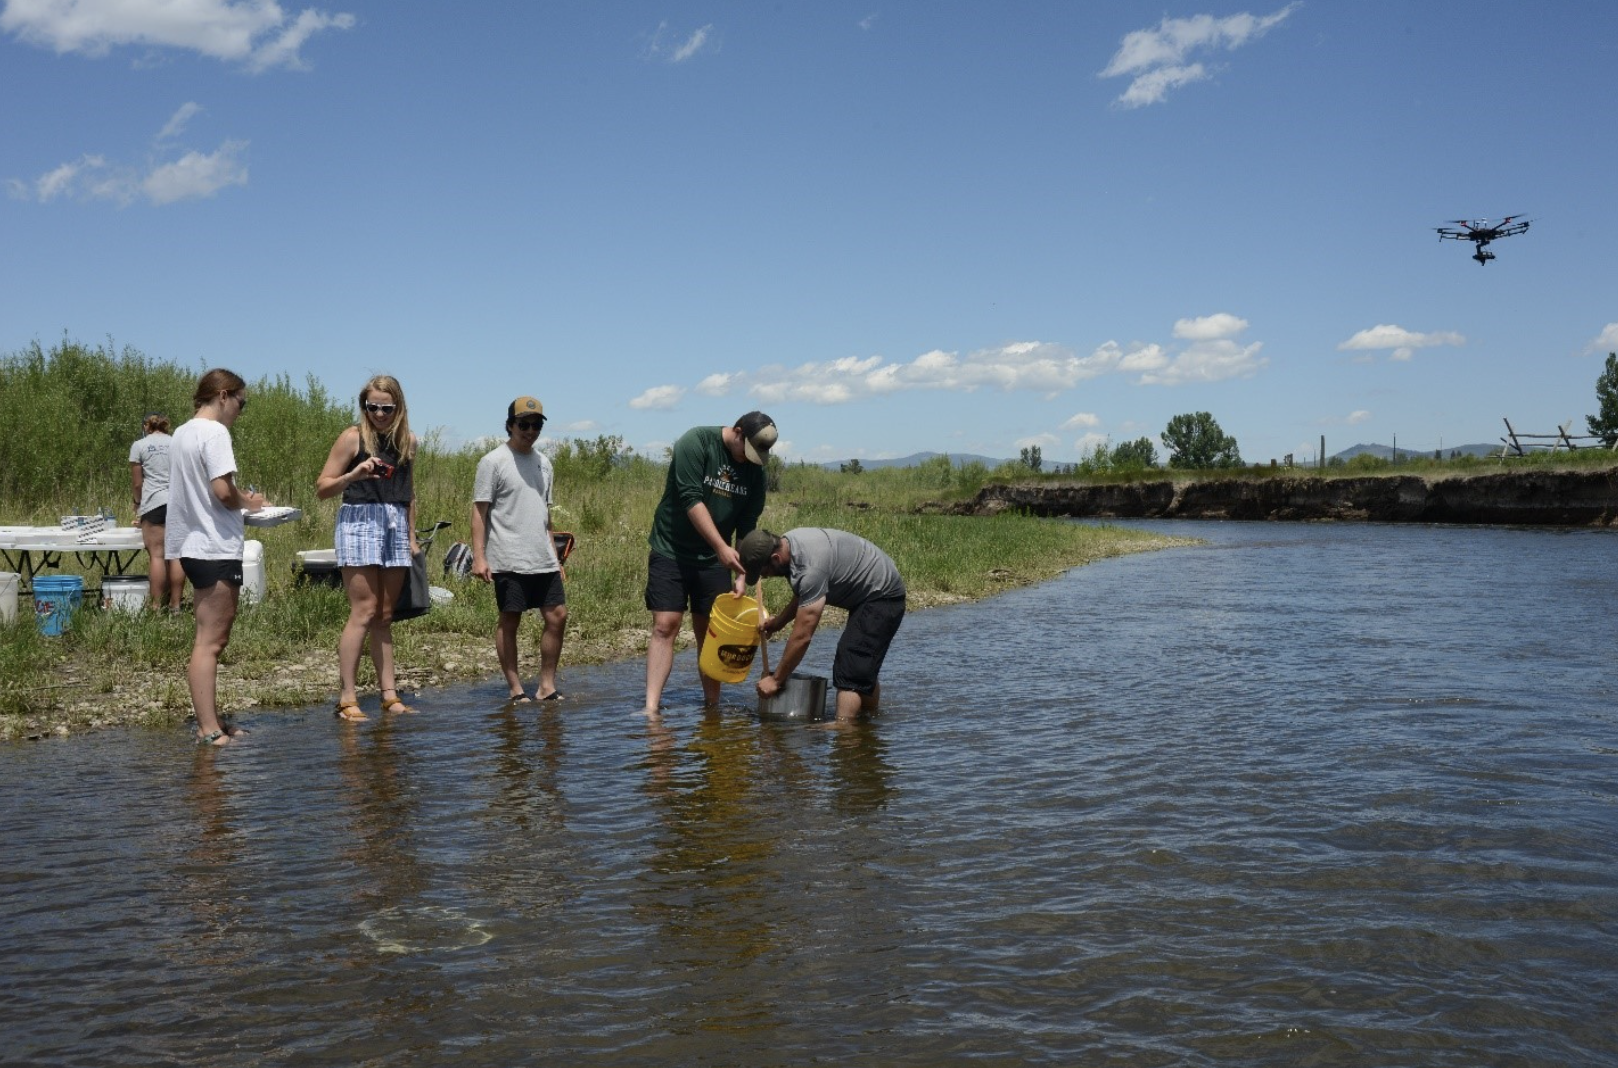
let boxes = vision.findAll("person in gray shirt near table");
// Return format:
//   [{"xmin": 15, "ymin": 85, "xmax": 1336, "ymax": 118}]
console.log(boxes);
[
  {"xmin": 738, "ymin": 527, "xmax": 906, "ymax": 723},
  {"xmin": 471, "ymin": 396, "xmax": 567, "ymax": 704},
  {"xmin": 129, "ymin": 412, "xmax": 185, "ymax": 611}
]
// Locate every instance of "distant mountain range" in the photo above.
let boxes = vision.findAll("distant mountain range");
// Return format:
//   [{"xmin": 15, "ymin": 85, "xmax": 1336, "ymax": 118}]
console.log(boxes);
[
  {"xmin": 816, "ymin": 451, "xmax": 1006, "ymax": 471},
  {"xmin": 816, "ymin": 444, "xmax": 1509, "ymax": 471},
  {"xmin": 1330, "ymin": 442, "xmax": 1499, "ymax": 461}
]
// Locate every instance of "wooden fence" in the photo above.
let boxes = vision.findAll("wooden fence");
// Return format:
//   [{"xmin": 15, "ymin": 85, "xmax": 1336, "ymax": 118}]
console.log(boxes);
[{"xmin": 1499, "ymin": 417, "xmax": 1615, "ymax": 458}]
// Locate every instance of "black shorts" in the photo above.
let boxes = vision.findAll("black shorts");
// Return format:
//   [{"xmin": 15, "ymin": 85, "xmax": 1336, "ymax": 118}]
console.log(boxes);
[
  {"xmin": 140, "ymin": 504, "xmax": 168, "ymax": 526},
  {"xmin": 494, "ymin": 571, "xmax": 566, "ymax": 614},
  {"xmin": 644, "ymin": 550, "xmax": 732, "ymax": 616},
  {"xmin": 181, "ymin": 558, "xmax": 242, "ymax": 590},
  {"xmin": 832, "ymin": 596, "xmax": 905, "ymax": 695}
]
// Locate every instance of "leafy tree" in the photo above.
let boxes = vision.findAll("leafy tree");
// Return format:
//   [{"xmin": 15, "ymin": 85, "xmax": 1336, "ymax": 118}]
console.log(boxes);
[
  {"xmin": 1019, "ymin": 444, "xmax": 1043, "ymax": 472},
  {"xmin": 1588, "ymin": 352, "xmax": 1618, "ymax": 446},
  {"xmin": 1110, "ymin": 436, "xmax": 1158, "ymax": 469},
  {"xmin": 840, "ymin": 458, "xmax": 864, "ymax": 474},
  {"xmin": 1161, "ymin": 412, "xmax": 1242, "ymax": 469}
]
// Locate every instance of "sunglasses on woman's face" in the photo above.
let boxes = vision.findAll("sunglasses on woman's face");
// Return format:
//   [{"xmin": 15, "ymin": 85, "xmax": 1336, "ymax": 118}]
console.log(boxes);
[{"xmin": 364, "ymin": 403, "xmax": 397, "ymax": 415}]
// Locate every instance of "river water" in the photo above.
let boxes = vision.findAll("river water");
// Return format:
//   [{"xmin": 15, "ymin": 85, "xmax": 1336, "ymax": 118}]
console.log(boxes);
[{"xmin": 2, "ymin": 520, "xmax": 1616, "ymax": 1067}]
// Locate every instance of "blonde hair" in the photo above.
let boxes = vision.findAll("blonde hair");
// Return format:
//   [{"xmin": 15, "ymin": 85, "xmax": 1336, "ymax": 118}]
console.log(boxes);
[{"xmin": 357, "ymin": 374, "xmax": 416, "ymax": 463}]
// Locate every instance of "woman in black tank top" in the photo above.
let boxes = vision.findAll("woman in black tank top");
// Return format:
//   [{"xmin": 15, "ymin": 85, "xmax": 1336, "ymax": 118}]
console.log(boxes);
[{"xmin": 316, "ymin": 375, "xmax": 420, "ymax": 720}]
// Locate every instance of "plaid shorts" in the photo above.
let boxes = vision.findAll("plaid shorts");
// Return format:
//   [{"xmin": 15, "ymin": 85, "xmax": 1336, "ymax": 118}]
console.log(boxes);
[{"xmin": 335, "ymin": 502, "xmax": 412, "ymax": 568}]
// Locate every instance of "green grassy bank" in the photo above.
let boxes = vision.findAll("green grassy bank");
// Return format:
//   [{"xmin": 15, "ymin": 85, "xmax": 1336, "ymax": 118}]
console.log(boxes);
[{"xmin": 1, "ymin": 340, "xmax": 1183, "ymax": 740}]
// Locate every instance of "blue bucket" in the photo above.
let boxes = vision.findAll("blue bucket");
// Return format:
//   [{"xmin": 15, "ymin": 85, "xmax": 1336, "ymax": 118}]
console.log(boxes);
[{"xmin": 33, "ymin": 575, "xmax": 83, "ymax": 636}]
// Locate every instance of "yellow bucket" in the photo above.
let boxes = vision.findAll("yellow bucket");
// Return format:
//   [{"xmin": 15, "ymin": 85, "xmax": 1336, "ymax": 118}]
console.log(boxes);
[{"xmin": 699, "ymin": 594, "xmax": 761, "ymax": 683}]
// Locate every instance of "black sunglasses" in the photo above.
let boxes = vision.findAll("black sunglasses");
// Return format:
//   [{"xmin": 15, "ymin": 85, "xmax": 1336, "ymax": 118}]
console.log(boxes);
[
  {"xmin": 514, "ymin": 417, "xmax": 545, "ymax": 432},
  {"xmin": 364, "ymin": 403, "xmax": 397, "ymax": 415}
]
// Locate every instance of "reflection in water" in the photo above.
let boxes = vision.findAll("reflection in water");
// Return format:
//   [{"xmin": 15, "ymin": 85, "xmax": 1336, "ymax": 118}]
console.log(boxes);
[
  {"xmin": 4, "ymin": 523, "xmax": 1618, "ymax": 1065},
  {"xmin": 636, "ymin": 713, "xmax": 783, "ymax": 1038},
  {"xmin": 336, "ymin": 718, "xmax": 425, "ymax": 912},
  {"xmin": 177, "ymin": 749, "xmax": 247, "ymax": 961},
  {"xmin": 470, "ymin": 703, "xmax": 575, "ymax": 918},
  {"xmin": 825, "ymin": 720, "xmax": 896, "ymax": 816}
]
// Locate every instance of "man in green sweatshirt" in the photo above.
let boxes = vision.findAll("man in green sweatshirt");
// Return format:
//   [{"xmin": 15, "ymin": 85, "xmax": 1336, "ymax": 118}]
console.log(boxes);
[{"xmin": 642, "ymin": 411, "xmax": 777, "ymax": 715}]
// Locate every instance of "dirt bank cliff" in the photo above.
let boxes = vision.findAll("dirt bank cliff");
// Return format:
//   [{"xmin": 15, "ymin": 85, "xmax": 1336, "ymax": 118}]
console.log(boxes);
[{"xmin": 943, "ymin": 468, "xmax": 1618, "ymax": 525}]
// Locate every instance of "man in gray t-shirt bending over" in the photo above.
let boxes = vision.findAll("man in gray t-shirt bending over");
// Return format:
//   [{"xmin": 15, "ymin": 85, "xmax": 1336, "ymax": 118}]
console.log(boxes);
[{"xmin": 737, "ymin": 526, "xmax": 906, "ymax": 723}]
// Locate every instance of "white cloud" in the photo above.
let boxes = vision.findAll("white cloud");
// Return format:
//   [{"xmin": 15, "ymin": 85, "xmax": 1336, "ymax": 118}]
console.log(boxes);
[
  {"xmin": 695, "ymin": 372, "xmax": 735, "ymax": 396},
  {"xmin": 24, "ymin": 154, "xmax": 104, "ymax": 201},
  {"xmin": 645, "ymin": 20, "xmax": 716, "ymax": 63},
  {"xmin": 629, "ymin": 385, "xmax": 684, "ymax": 410},
  {"xmin": 1347, "ymin": 409, "xmax": 1371, "ymax": 425},
  {"xmin": 1099, "ymin": 4, "xmax": 1299, "ymax": 108},
  {"xmin": 1587, "ymin": 323, "xmax": 1618, "ymax": 354},
  {"xmin": 646, "ymin": 314, "xmax": 1265, "ymax": 410},
  {"xmin": 0, "ymin": 0, "xmax": 355, "ymax": 71},
  {"xmin": 1138, "ymin": 339, "xmax": 1267, "ymax": 385},
  {"xmin": 1338, "ymin": 324, "xmax": 1465, "ymax": 363},
  {"xmin": 1016, "ymin": 432, "xmax": 1061, "ymax": 451},
  {"xmin": 1073, "ymin": 432, "xmax": 1110, "ymax": 457},
  {"xmin": 671, "ymin": 24, "xmax": 712, "ymax": 62},
  {"xmin": 8, "ymin": 108, "xmax": 247, "ymax": 206},
  {"xmin": 1061, "ymin": 412, "xmax": 1101, "ymax": 430},
  {"xmin": 1173, "ymin": 312, "xmax": 1248, "ymax": 341},
  {"xmin": 1114, "ymin": 64, "xmax": 1209, "ymax": 109},
  {"xmin": 157, "ymin": 102, "xmax": 203, "ymax": 141},
  {"xmin": 142, "ymin": 140, "xmax": 248, "ymax": 204}
]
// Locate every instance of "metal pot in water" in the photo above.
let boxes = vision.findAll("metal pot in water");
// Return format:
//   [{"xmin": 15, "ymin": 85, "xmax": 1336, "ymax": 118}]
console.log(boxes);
[{"xmin": 757, "ymin": 672, "xmax": 828, "ymax": 721}]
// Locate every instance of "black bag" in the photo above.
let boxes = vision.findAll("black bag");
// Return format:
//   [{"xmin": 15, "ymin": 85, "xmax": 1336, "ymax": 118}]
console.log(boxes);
[{"xmin": 393, "ymin": 550, "xmax": 431, "ymax": 621}]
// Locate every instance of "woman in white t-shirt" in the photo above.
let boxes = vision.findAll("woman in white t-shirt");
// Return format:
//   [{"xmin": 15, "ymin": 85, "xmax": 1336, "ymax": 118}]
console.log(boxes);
[
  {"xmin": 129, "ymin": 412, "xmax": 186, "ymax": 611},
  {"xmin": 166, "ymin": 369, "xmax": 268, "ymax": 747}
]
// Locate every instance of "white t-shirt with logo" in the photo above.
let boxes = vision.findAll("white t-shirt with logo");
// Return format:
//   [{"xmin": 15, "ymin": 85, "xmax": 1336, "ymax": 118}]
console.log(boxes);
[
  {"xmin": 165, "ymin": 417, "xmax": 244, "ymax": 560},
  {"xmin": 128, "ymin": 432, "xmax": 173, "ymax": 517}
]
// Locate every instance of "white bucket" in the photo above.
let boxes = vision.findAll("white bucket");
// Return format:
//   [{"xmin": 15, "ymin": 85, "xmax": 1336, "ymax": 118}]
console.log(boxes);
[
  {"xmin": 0, "ymin": 571, "xmax": 17, "ymax": 624},
  {"xmin": 101, "ymin": 575, "xmax": 149, "ymax": 613},
  {"xmin": 242, "ymin": 539, "xmax": 266, "ymax": 604}
]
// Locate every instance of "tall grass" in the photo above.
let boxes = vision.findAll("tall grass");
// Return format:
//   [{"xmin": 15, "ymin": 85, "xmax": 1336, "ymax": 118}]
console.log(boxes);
[{"xmin": 0, "ymin": 337, "xmax": 356, "ymax": 516}]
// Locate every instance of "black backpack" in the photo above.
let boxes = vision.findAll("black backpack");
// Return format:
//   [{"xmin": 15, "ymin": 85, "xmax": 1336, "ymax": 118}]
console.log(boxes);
[{"xmin": 442, "ymin": 540, "xmax": 472, "ymax": 580}]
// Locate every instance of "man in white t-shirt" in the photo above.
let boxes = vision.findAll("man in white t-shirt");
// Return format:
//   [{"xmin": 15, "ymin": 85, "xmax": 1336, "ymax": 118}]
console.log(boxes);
[{"xmin": 471, "ymin": 396, "xmax": 567, "ymax": 703}]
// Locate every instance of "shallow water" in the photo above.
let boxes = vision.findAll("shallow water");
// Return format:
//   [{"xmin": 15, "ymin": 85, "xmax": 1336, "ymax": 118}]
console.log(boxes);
[{"xmin": 3, "ymin": 520, "xmax": 1617, "ymax": 1066}]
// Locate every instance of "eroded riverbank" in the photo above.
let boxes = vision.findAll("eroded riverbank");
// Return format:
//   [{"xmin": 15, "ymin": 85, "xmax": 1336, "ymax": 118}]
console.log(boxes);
[{"xmin": 945, "ymin": 466, "xmax": 1618, "ymax": 525}]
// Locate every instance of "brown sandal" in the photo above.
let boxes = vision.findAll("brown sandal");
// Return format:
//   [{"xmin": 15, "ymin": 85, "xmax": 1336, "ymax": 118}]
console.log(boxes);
[
  {"xmin": 381, "ymin": 692, "xmax": 417, "ymax": 714},
  {"xmin": 334, "ymin": 701, "xmax": 368, "ymax": 721}
]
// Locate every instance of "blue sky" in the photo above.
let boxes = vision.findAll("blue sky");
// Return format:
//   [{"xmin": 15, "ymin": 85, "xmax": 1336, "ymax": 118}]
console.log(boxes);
[{"xmin": 4, "ymin": 1, "xmax": 1616, "ymax": 465}]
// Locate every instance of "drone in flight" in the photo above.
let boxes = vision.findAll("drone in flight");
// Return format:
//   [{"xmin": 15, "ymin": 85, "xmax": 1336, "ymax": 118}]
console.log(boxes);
[{"xmin": 1434, "ymin": 215, "xmax": 1530, "ymax": 265}]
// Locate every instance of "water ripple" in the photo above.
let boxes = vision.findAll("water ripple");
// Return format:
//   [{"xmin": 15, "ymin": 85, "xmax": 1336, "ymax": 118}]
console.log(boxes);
[{"xmin": 3, "ymin": 521, "xmax": 1618, "ymax": 1065}]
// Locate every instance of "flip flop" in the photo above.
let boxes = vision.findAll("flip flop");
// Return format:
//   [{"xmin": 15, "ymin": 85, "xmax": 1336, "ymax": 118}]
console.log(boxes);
[
  {"xmin": 196, "ymin": 729, "xmax": 229, "ymax": 746},
  {"xmin": 334, "ymin": 702, "xmax": 368, "ymax": 721},
  {"xmin": 539, "ymin": 691, "xmax": 564, "ymax": 702},
  {"xmin": 507, "ymin": 693, "xmax": 533, "ymax": 705}
]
